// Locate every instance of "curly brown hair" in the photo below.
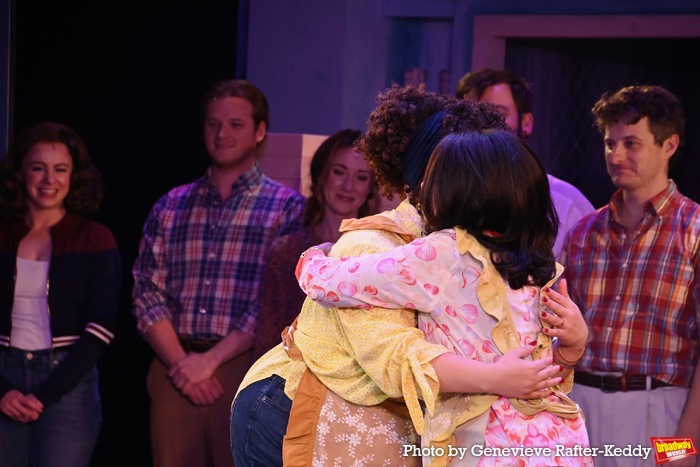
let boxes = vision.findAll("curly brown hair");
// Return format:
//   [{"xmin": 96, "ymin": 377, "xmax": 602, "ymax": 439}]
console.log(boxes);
[
  {"xmin": 0, "ymin": 121, "xmax": 104, "ymax": 218},
  {"xmin": 355, "ymin": 84, "xmax": 509, "ymax": 201},
  {"xmin": 592, "ymin": 85, "xmax": 685, "ymax": 166}
]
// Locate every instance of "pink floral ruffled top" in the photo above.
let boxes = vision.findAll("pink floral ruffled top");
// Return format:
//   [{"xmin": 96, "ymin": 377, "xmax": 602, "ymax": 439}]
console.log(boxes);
[{"xmin": 298, "ymin": 227, "xmax": 592, "ymax": 466}]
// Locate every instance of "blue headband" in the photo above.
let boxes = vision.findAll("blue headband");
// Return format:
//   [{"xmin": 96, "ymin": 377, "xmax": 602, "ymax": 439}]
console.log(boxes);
[{"xmin": 402, "ymin": 110, "xmax": 446, "ymax": 190}]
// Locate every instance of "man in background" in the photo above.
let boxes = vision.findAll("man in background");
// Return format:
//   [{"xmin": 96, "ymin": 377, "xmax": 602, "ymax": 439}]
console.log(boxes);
[
  {"xmin": 457, "ymin": 68, "xmax": 595, "ymax": 259},
  {"xmin": 132, "ymin": 79, "xmax": 305, "ymax": 467},
  {"xmin": 562, "ymin": 84, "xmax": 699, "ymax": 467}
]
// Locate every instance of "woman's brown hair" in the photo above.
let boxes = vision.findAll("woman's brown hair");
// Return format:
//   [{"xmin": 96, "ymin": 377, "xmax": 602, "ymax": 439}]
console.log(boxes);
[{"xmin": 0, "ymin": 121, "xmax": 103, "ymax": 218}]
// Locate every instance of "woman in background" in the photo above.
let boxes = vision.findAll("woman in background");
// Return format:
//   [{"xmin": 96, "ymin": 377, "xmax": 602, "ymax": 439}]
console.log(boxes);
[
  {"xmin": 251, "ymin": 128, "xmax": 378, "ymax": 361},
  {"xmin": 0, "ymin": 122, "xmax": 121, "ymax": 467}
]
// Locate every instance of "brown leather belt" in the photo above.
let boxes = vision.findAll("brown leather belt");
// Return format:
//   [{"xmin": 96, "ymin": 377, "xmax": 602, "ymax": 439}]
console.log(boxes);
[
  {"xmin": 574, "ymin": 371, "xmax": 673, "ymax": 393},
  {"xmin": 179, "ymin": 338, "xmax": 221, "ymax": 353}
]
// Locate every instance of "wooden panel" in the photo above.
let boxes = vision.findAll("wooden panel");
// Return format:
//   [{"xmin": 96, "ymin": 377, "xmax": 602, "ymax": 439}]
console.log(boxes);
[{"xmin": 258, "ymin": 132, "xmax": 327, "ymax": 197}]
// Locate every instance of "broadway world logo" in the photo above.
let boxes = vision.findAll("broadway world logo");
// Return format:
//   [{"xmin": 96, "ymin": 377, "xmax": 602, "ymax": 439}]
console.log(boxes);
[{"xmin": 650, "ymin": 437, "xmax": 698, "ymax": 464}]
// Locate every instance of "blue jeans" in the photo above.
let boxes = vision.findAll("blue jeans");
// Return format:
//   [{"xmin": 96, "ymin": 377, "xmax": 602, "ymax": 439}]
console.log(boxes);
[
  {"xmin": 0, "ymin": 347, "xmax": 102, "ymax": 467},
  {"xmin": 230, "ymin": 375, "xmax": 292, "ymax": 467}
]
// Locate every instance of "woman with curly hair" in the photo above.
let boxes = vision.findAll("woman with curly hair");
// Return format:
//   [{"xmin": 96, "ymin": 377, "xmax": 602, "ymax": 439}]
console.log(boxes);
[
  {"xmin": 231, "ymin": 85, "xmax": 562, "ymax": 466},
  {"xmin": 0, "ymin": 122, "xmax": 121, "ymax": 467}
]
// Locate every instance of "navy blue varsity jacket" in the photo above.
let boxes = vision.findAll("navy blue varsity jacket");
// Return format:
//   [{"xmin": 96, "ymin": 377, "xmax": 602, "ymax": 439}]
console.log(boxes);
[{"xmin": 0, "ymin": 213, "xmax": 121, "ymax": 407}]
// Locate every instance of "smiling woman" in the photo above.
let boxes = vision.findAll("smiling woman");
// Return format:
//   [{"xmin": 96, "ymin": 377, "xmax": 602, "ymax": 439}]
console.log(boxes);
[
  {"xmin": 250, "ymin": 128, "xmax": 380, "ymax": 362},
  {"xmin": 0, "ymin": 121, "xmax": 121, "ymax": 467},
  {"xmin": 20, "ymin": 143, "xmax": 72, "ymax": 216}
]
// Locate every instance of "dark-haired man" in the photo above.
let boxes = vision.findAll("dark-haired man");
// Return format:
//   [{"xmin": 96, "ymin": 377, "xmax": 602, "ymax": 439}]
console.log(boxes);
[
  {"xmin": 457, "ymin": 68, "xmax": 595, "ymax": 260},
  {"xmin": 563, "ymin": 85, "xmax": 700, "ymax": 467}
]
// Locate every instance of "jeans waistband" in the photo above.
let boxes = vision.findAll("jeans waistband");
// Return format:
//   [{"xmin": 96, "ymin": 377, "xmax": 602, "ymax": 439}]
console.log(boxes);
[{"xmin": 0, "ymin": 346, "xmax": 70, "ymax": 365}]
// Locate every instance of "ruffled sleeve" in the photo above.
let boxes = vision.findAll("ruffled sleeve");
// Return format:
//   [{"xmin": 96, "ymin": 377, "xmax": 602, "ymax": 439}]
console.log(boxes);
[
  {"xmin": 294, "ymin": 228, "xmax": 451, "ymax": 434},
  {"xmin": 298, "ymin": 230, "xmax": 460, "ymax": 313}
]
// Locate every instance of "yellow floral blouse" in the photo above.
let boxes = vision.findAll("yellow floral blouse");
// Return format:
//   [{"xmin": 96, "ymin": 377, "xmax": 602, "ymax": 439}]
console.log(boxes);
[{"xmin": 235, "ymin": 200, "xmax": 451, "ymax": 435}]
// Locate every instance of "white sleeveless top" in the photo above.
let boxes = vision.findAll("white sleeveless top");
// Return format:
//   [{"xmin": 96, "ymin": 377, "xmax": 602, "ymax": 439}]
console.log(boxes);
[{"xmin": 11, "ymin": 257, "xmax": 52, "ymax": 350}]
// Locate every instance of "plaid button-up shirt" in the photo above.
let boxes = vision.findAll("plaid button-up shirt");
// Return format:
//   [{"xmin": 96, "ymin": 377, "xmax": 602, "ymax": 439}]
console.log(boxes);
[
  {"xmin": 562, "ymin": 180, "xmax": 700, "ymax": 387},
  {"xmin": 132, "ymin": 163, "xmax": 305, "ymax": 339}
]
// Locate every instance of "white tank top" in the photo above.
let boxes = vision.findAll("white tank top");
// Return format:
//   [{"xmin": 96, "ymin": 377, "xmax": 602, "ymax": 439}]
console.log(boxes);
[{"xmin": 11, "ymin": 257, "xmax": 52, "ymax": 350}]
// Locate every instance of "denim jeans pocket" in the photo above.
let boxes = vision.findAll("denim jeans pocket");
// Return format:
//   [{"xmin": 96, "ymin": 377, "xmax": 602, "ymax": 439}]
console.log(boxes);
[
  {"xmin": 260, "ymin": 379, "xmax": 292, "ymax": 414},
  {"xmin": 231, "ymin": 375, "xmax": 291, "ymax": 467}
]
